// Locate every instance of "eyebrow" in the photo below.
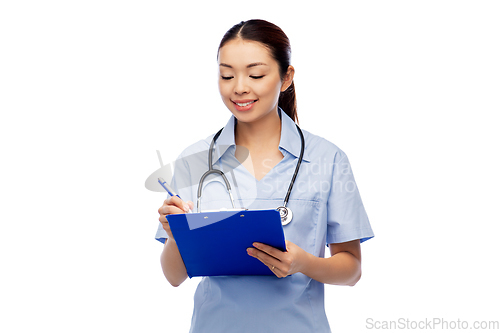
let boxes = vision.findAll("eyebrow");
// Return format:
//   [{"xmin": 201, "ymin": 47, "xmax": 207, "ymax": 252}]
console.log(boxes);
[{"xmin": 219, "ymin": 62, "xmax": 268, "ymax": 69}]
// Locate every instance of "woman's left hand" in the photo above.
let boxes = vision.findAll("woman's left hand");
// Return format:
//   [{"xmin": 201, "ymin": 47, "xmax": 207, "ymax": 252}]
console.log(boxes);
[{"xmin": 247, "ymin": 240, "xmax": 308, "ymax": 278}]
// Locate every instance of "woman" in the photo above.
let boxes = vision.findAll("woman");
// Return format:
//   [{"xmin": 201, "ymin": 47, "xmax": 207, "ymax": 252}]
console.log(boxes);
[{"xmin": 156, "ymin": 19, "xmax": 374, "ymax": 332}]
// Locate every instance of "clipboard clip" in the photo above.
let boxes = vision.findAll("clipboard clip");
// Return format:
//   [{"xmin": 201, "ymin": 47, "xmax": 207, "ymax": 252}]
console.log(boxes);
[{"xmin": 199, "ymin": 208, "xmax": 248, "ymax": 213}]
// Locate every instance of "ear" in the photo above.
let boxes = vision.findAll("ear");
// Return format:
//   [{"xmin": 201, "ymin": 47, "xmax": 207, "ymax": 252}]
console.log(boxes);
[{"xmin": 280, "ymin": 66, "xmax": 295, "ymax": 92}]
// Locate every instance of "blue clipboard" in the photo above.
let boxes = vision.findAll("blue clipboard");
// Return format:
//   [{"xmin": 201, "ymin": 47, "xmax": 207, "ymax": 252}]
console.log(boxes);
[{"xmin": 167, "ymin": 209, "xmax": 286, "ymax": 277}]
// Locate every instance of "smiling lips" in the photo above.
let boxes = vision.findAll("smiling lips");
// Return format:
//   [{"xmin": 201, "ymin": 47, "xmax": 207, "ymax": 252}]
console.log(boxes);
[{"xmin": 232, "ymin": 99, "xmax": 257, "ymax": 111}]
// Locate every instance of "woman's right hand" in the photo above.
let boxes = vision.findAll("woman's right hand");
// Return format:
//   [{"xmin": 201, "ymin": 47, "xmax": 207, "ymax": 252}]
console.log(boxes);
[{"xmin": 158, "ymin": 196, "xmax": 194, "ymax": 240}]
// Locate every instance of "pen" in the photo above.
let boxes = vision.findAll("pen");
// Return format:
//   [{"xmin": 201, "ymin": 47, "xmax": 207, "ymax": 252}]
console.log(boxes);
[{"xmin": 158, "ymin": 177, "xmax": 192, "ymax": 213}]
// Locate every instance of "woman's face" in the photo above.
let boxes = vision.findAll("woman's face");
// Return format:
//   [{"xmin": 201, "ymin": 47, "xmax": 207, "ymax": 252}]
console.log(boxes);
[{"xmin": 218, "ymin": 39, "xmax": 292, "ymax": 124}]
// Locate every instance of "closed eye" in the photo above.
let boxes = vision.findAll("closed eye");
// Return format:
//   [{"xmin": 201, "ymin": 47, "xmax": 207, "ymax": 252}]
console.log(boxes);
[
  {"xmin": 250, "ymin": 75, "xmax": 264, "ymax": 79},
  {"xmin": 221, "ymin": 76, "xmax": 233, "ymax": 80}
]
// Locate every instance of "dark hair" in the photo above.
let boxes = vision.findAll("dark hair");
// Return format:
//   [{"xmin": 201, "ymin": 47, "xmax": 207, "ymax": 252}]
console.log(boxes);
[{"xmin": 218, "ymin": 19, "xmax": 298, "ymax": 123}]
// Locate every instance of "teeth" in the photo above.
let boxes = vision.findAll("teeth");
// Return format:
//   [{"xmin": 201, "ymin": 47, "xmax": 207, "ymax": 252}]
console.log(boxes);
[{"xmin": 235, "ymin": 101, "xmax": 255, "ymax": 107}]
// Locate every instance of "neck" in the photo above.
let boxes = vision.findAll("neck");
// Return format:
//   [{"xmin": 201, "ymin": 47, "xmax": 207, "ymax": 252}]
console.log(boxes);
[{"xmin": 234, "ymin": 109, "xmax": 281, "ymax": 150}]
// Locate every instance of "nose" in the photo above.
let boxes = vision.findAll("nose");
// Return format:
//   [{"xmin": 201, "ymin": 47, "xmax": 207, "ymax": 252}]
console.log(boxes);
[{"xmin": 234, "ymin": 77, "xmax": 249, "ymax": 95}]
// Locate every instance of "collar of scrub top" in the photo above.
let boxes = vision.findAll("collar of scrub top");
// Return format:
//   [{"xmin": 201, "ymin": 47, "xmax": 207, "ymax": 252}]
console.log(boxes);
[{"xmin": 212, "ymin": 107, "xmax": 311, "ymax": 167}]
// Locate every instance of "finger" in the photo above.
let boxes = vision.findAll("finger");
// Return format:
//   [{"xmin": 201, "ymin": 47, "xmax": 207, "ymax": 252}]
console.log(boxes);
[
  {"xmin": 252, "ymin": 242, "xmax": 285, "ymax": 261},
  {"xmin": 249, "ymin": 252, "xmax": 281, "ymax": 277},
  {"xmin": 270, "ymin": 265, "xmax": 286, "ymax": 278},
  {"xmin": 248, "ymin": 246, "xmax": 291, "ymax": 278},
  {"xmin": 159, "ymin": 213, "xmax": 180, "ymax": 224},
  {"xmin": 166, "ymin": 196, "xmax": 191, "ymax": 212},
  {"xmin": 160, "ymin": 197, "xmax": 190, "ymax": 214},
  {"xmin": 256, "ymin": 256, "xmax": 286, "ymax": 278},
  {"xmin": 158, "ymin": 203, "xmax": 185, "ymax": 216},
  {"xmin": 247, "ymin": 248, "xmax": 282, "ymax": 272}
]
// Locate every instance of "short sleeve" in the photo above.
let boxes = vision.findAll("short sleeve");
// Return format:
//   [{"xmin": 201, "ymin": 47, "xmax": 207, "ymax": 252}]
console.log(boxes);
[
  {"xmin": 154, "ymin": 152, "xmax": 193, "ymax": 244},
  {"xmin": 326, "ymin": 150, "xmax": 374, "ymax": 245}
]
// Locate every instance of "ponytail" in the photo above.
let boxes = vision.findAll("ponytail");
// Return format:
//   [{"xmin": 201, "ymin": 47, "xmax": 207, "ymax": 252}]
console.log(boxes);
[{"xmin": 279, "ymin": 81, "xmax": 298, "ymax": 123}]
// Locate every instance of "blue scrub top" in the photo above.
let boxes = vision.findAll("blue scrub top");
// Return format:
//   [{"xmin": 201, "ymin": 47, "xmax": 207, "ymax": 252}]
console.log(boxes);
[{"xmin": 155, "ymin": 108, "xmax": 374, "ymax": 333}]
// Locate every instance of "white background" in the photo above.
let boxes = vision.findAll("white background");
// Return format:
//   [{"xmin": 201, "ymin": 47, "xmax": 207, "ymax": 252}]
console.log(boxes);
[{"xmin": 1, "ymin": 1, "xmax": 499, "ymax": 332}]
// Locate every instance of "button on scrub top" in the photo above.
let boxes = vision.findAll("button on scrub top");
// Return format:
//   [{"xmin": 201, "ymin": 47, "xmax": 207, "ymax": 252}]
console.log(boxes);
[{"xmin": 155, "ymin": 108, "xmax": 374, "ymax": 333}]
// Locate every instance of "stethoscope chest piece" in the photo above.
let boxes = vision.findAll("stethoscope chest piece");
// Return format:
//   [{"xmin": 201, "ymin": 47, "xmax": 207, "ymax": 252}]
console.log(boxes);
[{"xmin": 277, "ymin": 206, "xmax": 293, "ymax": 226}]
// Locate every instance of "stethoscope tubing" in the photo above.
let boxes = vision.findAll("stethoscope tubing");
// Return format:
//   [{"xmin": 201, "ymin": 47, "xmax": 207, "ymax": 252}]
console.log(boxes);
[
  {"xmin": 197, "ymin": 124, "xmax": 305, "ymax": 222},
  {"xmin": 283, "ymin": 123, "xmax": 305, "ymax": 208}
]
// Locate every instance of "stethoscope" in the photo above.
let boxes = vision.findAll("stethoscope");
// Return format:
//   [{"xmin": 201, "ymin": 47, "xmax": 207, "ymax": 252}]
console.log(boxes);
[{"xmin": 197, "ymin": 124, "xmax": 305, "ymax": 225}]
